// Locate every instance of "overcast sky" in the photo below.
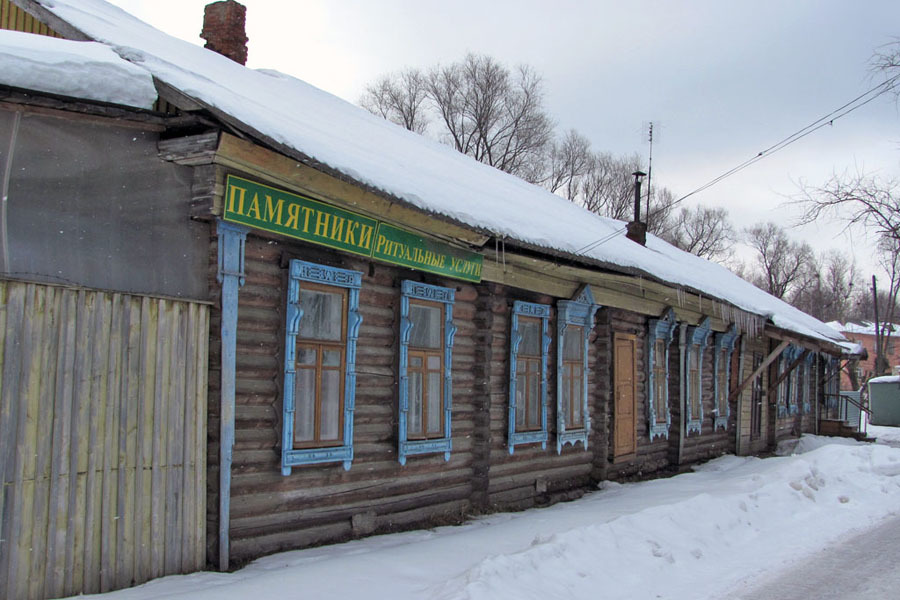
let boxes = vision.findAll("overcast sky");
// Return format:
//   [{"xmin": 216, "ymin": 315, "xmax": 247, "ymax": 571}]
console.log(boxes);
[{"xmin": 109, "ymin": 0, "xmax": 900, "ymax": 279}]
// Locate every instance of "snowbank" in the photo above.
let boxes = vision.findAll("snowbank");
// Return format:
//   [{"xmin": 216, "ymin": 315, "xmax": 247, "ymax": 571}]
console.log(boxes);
[
  {"xmin": 0, "ymin": 28, "xmax": 157, "ymax": 109},
  {"xmin": 67, "ymin": 436, "xmax": 900, "ymax": 600},
  {"xmin": 30, "ymin": 0, "xmax": 844, "ymax": 346}
]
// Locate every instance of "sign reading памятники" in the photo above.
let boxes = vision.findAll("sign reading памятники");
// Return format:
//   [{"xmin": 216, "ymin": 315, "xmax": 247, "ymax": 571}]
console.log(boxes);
[{"xmin": 224, "ymin": 175, "xmax": 483, "ymax": 283}]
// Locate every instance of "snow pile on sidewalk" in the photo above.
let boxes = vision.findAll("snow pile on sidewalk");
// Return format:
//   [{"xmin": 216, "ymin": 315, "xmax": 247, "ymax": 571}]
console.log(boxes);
[{"xmin": 73, "ymin": 435, "xmax": 900, "ymax": 600}]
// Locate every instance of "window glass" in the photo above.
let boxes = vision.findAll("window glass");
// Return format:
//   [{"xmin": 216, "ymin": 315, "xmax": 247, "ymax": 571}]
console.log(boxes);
[
  {"xmin": 320, "ymin": 370, "xmax": 342, "ymax": 441},
  {"xmin": 409, "ymin": 302, "xmax": 442, "ymax": 349},
  {"xmin": 294, "ymin": 368, "xmax": 316, "ymax": 443},
  {"xmin": 519, "ymin": 317, "xmax": 541, "ymax": 356},
  {"xmin": 690, "ymin": 347, "xmax": 701, "ymax": 415},
  {"xmin": 426, "ymin": 372, "xmax": 442, "ymax": 434},
  {"xmin": 299, "ymin": 288, "xmax": 344, "ymax": 341},
  {"xmin": 563, "ymin": 326, "xmax": 583, "ymax": 360},
  {"xmin": 293, "ymin": 284, "xmax": 347, "ymax": 447}
]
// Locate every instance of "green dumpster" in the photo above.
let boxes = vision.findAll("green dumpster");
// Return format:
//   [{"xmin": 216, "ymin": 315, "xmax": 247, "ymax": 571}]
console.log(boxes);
[{"xmin": 868, "ymin": 376, "xmax": 900, "ymax": 426}]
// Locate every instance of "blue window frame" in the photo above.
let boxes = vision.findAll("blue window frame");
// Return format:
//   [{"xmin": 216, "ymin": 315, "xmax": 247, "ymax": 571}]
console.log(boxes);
[
  {"xmin": 713, "ymin": 325, "xmax": 738, "ymax": 431},
  {"xmin": 647, "ymin": 308, "xmax": 678, "ymax": 440},
  {"xmin": 398, "ymin": 280, "xmax": 457, "ymax": 465},
  {"xmin": 685, "ymin": 317, "xmax": 711, "ymax": 435},
  {"xmin": 508, "ymin": 301, "xmax": 551, "ymax": 453},
  {"xmin": 777, "ymin": 344, "xmax": 801, "ymax": 417},
  {"xmin": 281, "ymin": 259, "xmax": 362, "ymax": 475},
  {"xmin": 556, "ymin": 285, "xmax": 599, "ymax": 453}
]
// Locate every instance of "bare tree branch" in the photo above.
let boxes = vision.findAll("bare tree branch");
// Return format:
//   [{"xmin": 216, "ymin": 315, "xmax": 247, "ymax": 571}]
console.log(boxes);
[{"xmin": 359, "ymin": 68, "xmax": 429, "ymax": 134}]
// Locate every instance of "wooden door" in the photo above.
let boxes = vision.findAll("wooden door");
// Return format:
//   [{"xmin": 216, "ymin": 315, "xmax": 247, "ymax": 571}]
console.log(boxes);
[{"xmin": 613, "ymin": 333, "xmax": 637, "ymax": 458}]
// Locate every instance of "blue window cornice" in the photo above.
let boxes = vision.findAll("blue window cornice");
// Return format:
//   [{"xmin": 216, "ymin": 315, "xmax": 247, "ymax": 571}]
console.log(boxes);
[
  {"xmin": 508, "ymin": 301, "xmax": 551, "ymax": 453},
  {"xmin": 685, "ymin": 317, "xmax": 712, "ymax": 435},
  {"xmin": 647, "ymin": 307, "xmax": 678, "ymax": 440},
  {"xmin": 712, "ymin": 325, "xmax": 738, "ymax": 431},
  {"xmin": 398, "ymin": 280, "xmax": 457, "ymax": 465},
  {"xmin": 556, "ymin": 285, "xmax": 600, "ymax": 454},
  {"xmin": 281, "ymin": 259, "xmax": 362, "ymax": 475}
]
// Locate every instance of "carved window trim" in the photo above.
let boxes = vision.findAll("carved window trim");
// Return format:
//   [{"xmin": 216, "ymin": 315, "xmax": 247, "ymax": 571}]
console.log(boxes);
[
  {"xmin": 685, "ymin": 317, "xmax": 712, "ymax": 435},
  {"xmin": 801, "ymin": 353, "xmax": 814, "ymax": 414},
  {"xmin": 398, "ymin": 280, "xmax": 456, "ymax": 465},
  {"xmin": 556, "ymin": 285, "xmax": 599, "ymax": 453},
  {"xmin": 647, "ymin": 308, "xmax": 678, "ymax": 440},
  {"xmin": 281, "ymin": 260, "xmax": 362, "ymax": 475},
  {"xmin": 508, "ymin": 301, "xmax": 551, "ymax": 453},
  {"xmin": 712, "ymin": 325, "xmax": 738, "ymax": 431}
]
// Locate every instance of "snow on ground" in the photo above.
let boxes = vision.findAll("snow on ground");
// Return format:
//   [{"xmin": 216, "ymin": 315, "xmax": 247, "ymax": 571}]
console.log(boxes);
[
  {"xmin": 68, "ymin": 434, "xmax": 900, "ymax": 600},
  {"xmin": 870, "ymin": 424, "xmax": 900, "ymax": 445},
  {"xmin": 0, "ymin": 28, "xmax": 157, "ymax": 109}
]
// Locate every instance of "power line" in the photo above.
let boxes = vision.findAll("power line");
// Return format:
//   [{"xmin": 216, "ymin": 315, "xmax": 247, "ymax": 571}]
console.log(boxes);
[
  {"xmin": 671, "ymin": 72, "xmax": 900, "ymax": 207},
  {"xmin": 569, "ymin": 74, "xmax": 900, "ymax": 257}
]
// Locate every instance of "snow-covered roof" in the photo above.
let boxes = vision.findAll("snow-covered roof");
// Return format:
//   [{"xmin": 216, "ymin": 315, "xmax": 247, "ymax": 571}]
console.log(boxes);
[
  {"xmin": 0, "ymin": 28, "xmax": 156, "ymax": 109},
  {"xmin": 19, "ymin": 0, "xmax": 846, "ymax": 346},
  {"xmin": 829, "ymin": 321, "xmax": 900, "ymax": 337},
  {"xmin": 869, "ymin": 375, "xmax": 900, "ymax": 384}
]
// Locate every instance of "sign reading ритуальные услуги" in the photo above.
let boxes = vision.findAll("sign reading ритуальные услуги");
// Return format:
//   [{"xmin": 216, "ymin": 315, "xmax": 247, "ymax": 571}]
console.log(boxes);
[{"xmin": 224, "ymin": 175, "xmax": 484, "ymax": 283}]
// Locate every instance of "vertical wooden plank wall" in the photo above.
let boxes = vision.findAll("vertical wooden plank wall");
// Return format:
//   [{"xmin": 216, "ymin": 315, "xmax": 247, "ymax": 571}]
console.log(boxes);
[
  {"xmin": 0, "ymin": 281, "xmax": 209, "ymax": 600},
  {"xmin": 0, "ymin": 0, "xmax": 62, "ymax": 37}
]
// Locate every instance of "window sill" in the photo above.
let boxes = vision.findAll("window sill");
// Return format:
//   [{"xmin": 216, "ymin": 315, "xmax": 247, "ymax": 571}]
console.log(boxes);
[
  {"xmin": 508, "ymin": 430, "xmax": 548, "ymax": 454},
  {"xmin": 282, "ymin": 444, "xmax": 353, "ymax": 475},
  {"xmin": 399, "ymin": 437, "xmax": 451, "ymax": 465}
]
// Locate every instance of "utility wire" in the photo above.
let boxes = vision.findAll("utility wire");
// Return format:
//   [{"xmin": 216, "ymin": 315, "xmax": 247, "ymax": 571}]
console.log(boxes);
[
  {"xmin": 671, "ymin": 72, "xmax": 900, "ymax": 207},
  {"xmin": 569, "ymin": 73, "xmax": 900, "ymax": 257}
]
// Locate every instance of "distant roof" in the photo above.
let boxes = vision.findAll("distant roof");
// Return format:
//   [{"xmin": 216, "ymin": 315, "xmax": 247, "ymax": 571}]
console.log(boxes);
[
  {"xmin": 829, "ymin": 321, "xmax": 900, "ymax": 337},
  {"xmin": 0, "ymin": 28, "xmax": 156, "ymax": 109},
  {"xmin": 15, "ymin": 0, "xmax": 846, "ymax": 346}
]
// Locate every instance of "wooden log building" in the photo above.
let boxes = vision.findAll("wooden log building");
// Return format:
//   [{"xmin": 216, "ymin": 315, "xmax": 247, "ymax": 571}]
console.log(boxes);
[{"xmin": 0, "ymin": 1, "xmax": 855, "ymax": 598}]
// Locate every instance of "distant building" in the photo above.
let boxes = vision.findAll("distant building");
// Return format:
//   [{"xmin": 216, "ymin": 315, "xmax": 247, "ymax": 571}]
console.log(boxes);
[{"xmin": 829, "ymin": 322, "xmax": 900, "ymax": 389}]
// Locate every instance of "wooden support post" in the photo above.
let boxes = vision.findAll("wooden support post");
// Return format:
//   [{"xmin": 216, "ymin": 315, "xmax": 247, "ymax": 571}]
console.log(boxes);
[
  {"xmin": 729, "ymin": 340, "xmax": 789, "ymax": 403},
  {"xmin": 769, "ymin": 349, "xmax": 809, "ymax": 390},
  {"xmin": 216, "ymin": 220, "xmax": 247, "ymax": 571}
]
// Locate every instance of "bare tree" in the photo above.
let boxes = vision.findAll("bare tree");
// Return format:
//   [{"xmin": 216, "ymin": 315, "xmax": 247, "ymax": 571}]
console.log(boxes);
[
  {"xmin": 359, "ymin": 68, "xmax": 429, "ymax": 134},
  {"xmin": 661, "ymin": 205, "xmax": 735, "ymax": 263},
  {"xmin": 744, "ymin": 222, "xmax": 815, "ymax": 300},
  {"xmin": 646, "ymin": 187, "xmax": 677, "ymax": 237},
  {"xmin": 544, "ymin": 129, "xmax": 593, "ymax": 200},
  {"xmin": 790, "ymin": 250, "xmax": 860, "ymax": 323},
  {"xmin": 796, "ymin": 171, "xmax": 900, "ymax": 244},
  {"xmin": 578, "ymin": 152, "xmax": 644, "ymax": 219},
  {"xmin": 425, "ymin": 54, "xmax": 554, "ymax": 182}
]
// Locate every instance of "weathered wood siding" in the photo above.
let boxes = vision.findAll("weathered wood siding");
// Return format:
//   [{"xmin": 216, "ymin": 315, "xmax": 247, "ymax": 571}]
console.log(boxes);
[
  {"xmin": 602, "ymin": 309, "xmax": 671, "ymax": 480},
  {"xmin": 211, "ymin": 234, "xmax": 480, "ymax": 563},
  {"xmin": 0, "ymin": 280, "xmax": 208, "ymax": 600},
  {"xmin": 482, "ymin": 285, "xmax": 594, "ymax": 512},
  {"xmin": 680, "ymin": 333, "xmax": 736, "ymax": 464},
  {"xmin": 737, "ymin": 335, "xmax": 770, "ymax": 456},
  {"xmin": 0, "ymin": 0, "xmax": 62, "ymax": 37}
]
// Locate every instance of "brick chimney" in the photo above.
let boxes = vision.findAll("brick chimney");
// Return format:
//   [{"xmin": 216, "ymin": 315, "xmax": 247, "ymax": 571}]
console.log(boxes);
[{"xmin": 200, "ymin": 1, "xmax": 248, "ymax": 65}]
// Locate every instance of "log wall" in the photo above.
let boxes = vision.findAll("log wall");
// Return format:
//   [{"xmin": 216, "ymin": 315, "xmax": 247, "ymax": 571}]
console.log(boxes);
[
  {"xmin": 212, "ymin": 233, "xmax": 480, "ymax": 564},
  {"xmin": 206, "ymin": 225, "xmax": 826, "ymax": 564},
  {"xmin": 602, "ymin": 309, "xmax": 671, "ymax": 480},
  {"xmin": 680, "ymin": 335, "xmax": 736, "ymax": 464}
]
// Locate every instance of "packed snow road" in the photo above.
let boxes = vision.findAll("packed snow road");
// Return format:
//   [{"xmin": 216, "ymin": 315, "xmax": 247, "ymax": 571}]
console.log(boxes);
[
  {"xmin": 730, "ymin": 515, "xmax": 900, "ymax": 600},
  {"xmin": 70, "ymin": 433, "xmax": 900, "ymax": 600}
]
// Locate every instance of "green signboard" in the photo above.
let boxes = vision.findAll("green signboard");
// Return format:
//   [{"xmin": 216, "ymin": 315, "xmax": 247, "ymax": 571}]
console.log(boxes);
[{"xmin": 224, "ymin": 175, "xmax": 483, "ymax": 282}]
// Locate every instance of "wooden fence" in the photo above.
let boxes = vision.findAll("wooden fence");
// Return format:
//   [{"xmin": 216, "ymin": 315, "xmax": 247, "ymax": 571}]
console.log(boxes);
[{"xmin": 0, "ymin": 280, "xmax": 209, "ymax": 600}]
